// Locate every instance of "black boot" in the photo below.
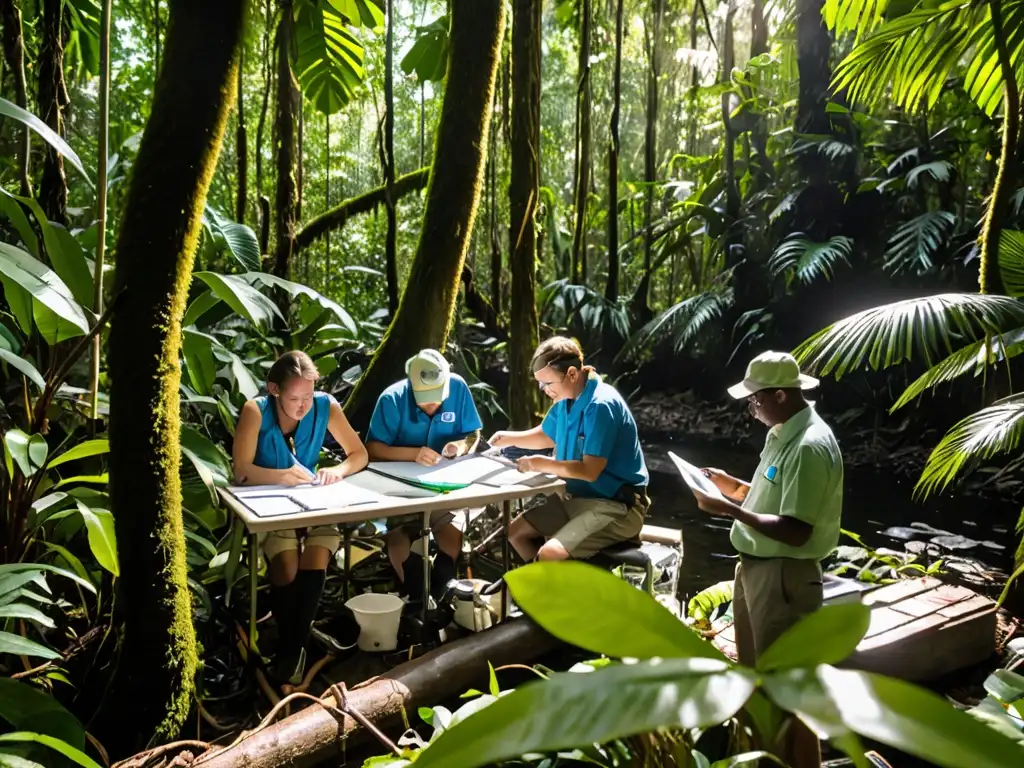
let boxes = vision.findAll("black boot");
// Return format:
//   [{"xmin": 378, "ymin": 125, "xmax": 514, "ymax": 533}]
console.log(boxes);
[
  {"xmin": 292, "ymin": 568, "xmax": 326, "ymax": 658},
  {"xmin": 430, "ymin": 552, "xmax": 457, "ymax": 602},
  {"xmin": 399, "ymin": 551, "xmax": 426, "ymax": 604},
  {"xmin": 268, "ymin": 580, "xmax": 303, "ymax": 686}
]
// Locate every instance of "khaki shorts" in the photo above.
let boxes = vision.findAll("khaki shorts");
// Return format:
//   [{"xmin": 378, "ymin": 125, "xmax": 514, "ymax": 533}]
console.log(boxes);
[
  {"xmin": 263, "ymin": 525, "xmax": 341, "ymax": 560},
  {"xmin": 732, "ymin": 557, "xmax": 824, "ymax": 666},
  {"xmin": 523, "ymin": 493, "xmax": 647, "ymax": 559},
  {"xmin": 392, "ymin": 510, "xmax": 466, "ymax": 556}
]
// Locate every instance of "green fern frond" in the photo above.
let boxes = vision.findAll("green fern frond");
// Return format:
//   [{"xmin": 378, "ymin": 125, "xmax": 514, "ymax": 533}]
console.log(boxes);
[
  {"xmin": 769, "ymin": 234, "xmax": 853, "ymax": 284},
  {"xmin": 619, "ymin": 291, "xmax": 729, "ymax": 362},
  {"xmin": 906, "ymin": 160, "xmax": 954, "ymax": 188},
  {"xmin": 891, "ymin": 327, "xmax": 1024, "ymax": 411},
  {"xmin": 883, "ymin": 210, "xmax": 956, "ymax": 275},
  {"xmin": 793, "ymin": 293, "xmax": 1024, "ymax": 378},
  {"xmin": 916, "ymin": 395, "xmax": 1024, "ymax": 498}
]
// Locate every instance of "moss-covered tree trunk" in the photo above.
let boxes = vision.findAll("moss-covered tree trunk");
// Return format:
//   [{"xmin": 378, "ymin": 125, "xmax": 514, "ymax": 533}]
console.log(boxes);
[
  {"xmin": 272, "ymin": 0, "xmax": 299, "ymax": 278},
  {"xmin": 236, "ymin": 53, "xmax": 248, "ymax": 223},
  {"xmin": 508, "ymin": 0, "xmax": 542, "ymax": 430},
  {"xmin": 38, "ymin": 0, "xmax": 68, "ymax": 224},
  {"xmin": 570, "ymin": 0, "xmax": 592, "ymax": 286},
  {"xmin": 604, "ymin": 0, "xmax": 623, "ymax": 303},
  {"xmin": 1, "ymin": 0, "xmax": 31, "ymax": 196},
  {"xmin": 344, "ymin": 0, "xmax": 504, "ymax": 432},
  {"xmin": 97, "ymin": 0, "xmax": 246, "ymax": 755},
  {"xmin": 383, "ymin": 0, "xmax": 400, "ymax": 314},
  {"xmin": 795, "ymin": 0, "xmax": 832, "ymax": 181},
  {"xmin": 255, "ymin": 0, "xmax": 273, "ymax": 199},
  {"xmin": 633, "ymin": 0, "xmax": 662, "ymax": 325}
]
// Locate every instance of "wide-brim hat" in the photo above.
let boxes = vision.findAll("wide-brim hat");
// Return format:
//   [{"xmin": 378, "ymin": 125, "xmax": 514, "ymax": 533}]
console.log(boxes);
[{"xmin": 727, "ymin": 350, "xmax": 819, "ymax": 399}]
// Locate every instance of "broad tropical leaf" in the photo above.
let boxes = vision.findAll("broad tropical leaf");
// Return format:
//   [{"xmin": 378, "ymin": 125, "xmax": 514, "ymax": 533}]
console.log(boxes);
[
  {"xmin": 74, "ymin": 502, "xmax": 119, "ymax": 576},
  {"xmin": 203, "ymin": 206, "xmax": 261, "ymax": 272},
  {"xmin": 0, "ymin": 679, "xmax": 84, "ymax": 750},
  {"xmin": 66, "ymin": 0, "xmax": 102, "ymax": 76},
  {"xmin": 193, "ymin": 272, "xmax": 283, "ymax": 328},
  {"xmin": 823, "ymin": 0, "xmax": 889, "ymax": 40},
  {"xmin": 0, "ymin": 97, "xmax": 90, "ymax": 182},
  {"xmin": 326, "ymin": 0, "xmax": 384, "ymax": 27},
  {"xmin": 244, "ymin": 271, "xmax": 357, "ymax": 333},
  {"xmin": 0, "ymin": 734, "xmax": 101, "ymax": 768},
  {"xmin": 891, "ymin": 327, "xmax": 1024, "ymax": 411},
  {"xmin": 756, "ymin": 604, "xmax": 871, "ymax": 672},
  {"xmin": 619, "ymin": 291, "xmax": 730, "ymax": 362},
  {"xmin": 0, "ymin": 633, "xmax": 60, "ymax": 660},
  {"xmin": 0, "ymin": 350, "xmax": 45, "ymax": 390},
  {"xmin": 916, "ymin": 395, "xmax": 1024, "ymax": 497},
  {"xmin": 401, "ymin": 15, "xmax": 450, "ymax": 81},
  {"xmin": 413, "ymin": 658, "xmax": 756, "ymax": 768},
  {"xmin": 5, "ymin": 430, "xmax": 47, "ymax": 478},
  {"xmin": 47, "ymin": 439, "xmax": 110, "ymax": 469},
  {"xmin": 0, "ymin": 243, "xmax": 92, "ymax": 342},
  {"xmin": 295, "ymin": 4, "xmax": 367, "ymax": 115},
  {"xmin": 794, "ymin": 294, "xmax": 1024, "ymax": 377},
  {"xmin": 769, "ymin": 234, "xmax": 853, "ymax": 284},
  {"xmin": 999, "ymin": 229, "xmax": 1024, "ymax": 298},
  {"xmin": 883, "ymin": 210, "xmax": 955, "ymax": 275}
]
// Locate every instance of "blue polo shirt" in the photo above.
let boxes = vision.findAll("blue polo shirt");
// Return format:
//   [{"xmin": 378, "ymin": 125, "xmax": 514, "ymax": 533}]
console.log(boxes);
[
  {"xmin": 366, "ymin": 373, "xmax": 483, "ymax": 453},
  {"xmin": 541, "ymin": 373, "xmax": 648, "ymax": 499}
]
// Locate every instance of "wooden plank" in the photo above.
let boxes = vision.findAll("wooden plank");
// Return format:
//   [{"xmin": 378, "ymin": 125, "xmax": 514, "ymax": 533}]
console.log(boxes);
[
  {"xmin": 641, "ymin": 524, "xmax": 683, "ymax": 545},
  {"xmin": 862, "ymin": 577, "xmax": 937, "ymax": 607}
]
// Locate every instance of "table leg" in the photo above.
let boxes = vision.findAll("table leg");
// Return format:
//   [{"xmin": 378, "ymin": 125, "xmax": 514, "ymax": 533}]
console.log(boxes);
[
  {"xmin": 248, "ymin": 532, "xmax": 258, "ymax": 664},
  {"xmin": 421, "ymin": 510, "xmax": 431, "ymax": 629},
  {"xmin": 501, "ymin": 500, "xmax": 511, "ymax": 621},
  {"xmin": 342, "ymin": 527, "xmax": 353, "ymax": 602}
]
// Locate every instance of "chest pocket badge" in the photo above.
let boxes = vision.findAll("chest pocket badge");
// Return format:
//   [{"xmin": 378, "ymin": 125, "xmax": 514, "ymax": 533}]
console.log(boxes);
[
  {"xmin": 764, "ymin": 465, "xmax": 778, "ymax": 482},
  {"xmin": 440, "ymin": 411, "xmax": 456, "ymax": 423}
]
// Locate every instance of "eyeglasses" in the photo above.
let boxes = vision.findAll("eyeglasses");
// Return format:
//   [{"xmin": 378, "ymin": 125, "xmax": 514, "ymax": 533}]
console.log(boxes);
[{"xmin": 538, "ymin": 376, "xmax": 564, "ymax": 392}]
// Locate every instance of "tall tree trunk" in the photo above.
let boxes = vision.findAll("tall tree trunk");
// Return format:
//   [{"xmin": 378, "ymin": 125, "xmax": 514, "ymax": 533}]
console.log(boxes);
[
  {"xmin": 384, "ymin": 0, "xmax": 399, "ymax": 314},
  {"xmin": 96, "ymin": 0, "xmax": 246, "ymax": 755},
  {"xmin": 979, "ymin": 0, "xmax": 1016, "ymax": 295},
  {"xmin": 297, "ymin": 96, "xmax": 304, "ymax": 223},
  {"xmin": 747, "ymin": 0, "xmax": 771, "ymax": 188},
  {"xmin": 604, "ymin": 0, "xmax": 623, "ymax": 302},
  {"xmin": 236, "ymin": 50, "xmax": 248, "ymax": 223},
  {"xmin": 1, "ymin": 0, "xmax": 31, "ymax": 196},
  {"xmin": 90, "ymin": 0, "xmax": 113, "ymax": 425},
  {"xmin": 686, "ymin": 0, "xmax": 699, "ymax": 156},
  {"xmin": 344, "ymin": 0, "xmax": 504, "ymax": 432},
  {"xmin": 721, "ymin": 1, "xmax": 739, "ymax": 251},
  {"xmin": 272, "ymin": 0, "xmax": 299, "ymax": 278},
  {"xmin": 795, "ymin": 0, "xmax": 832, "ymax": 180},
  {"xmin": 570, "ymin": 0, "xmax": 592, "ymax": 285},
  {"xmin": 153, "ymin": 0, "xmax": 161, "ymax": 75},
  {"xmin": 489, "ymin": 78, "xmax": 502, "ymax": 313},
  {"xmin": 508, "ymin": 0, "xmax": 542, "ymax": 430},
  {"xmin": 38, "ymin": 0, "xmax": 69, "ymax": 224},
  {"xmin": 325, "ymin": 112, "xmax": 331, "ymax": 290},
  {"xmin": 634, "ymin": 0, "xmax": 662, "ymax": 323},
  {"xmin": 255, "ymin": 0, "xmax": 273, "ymax": 201}
]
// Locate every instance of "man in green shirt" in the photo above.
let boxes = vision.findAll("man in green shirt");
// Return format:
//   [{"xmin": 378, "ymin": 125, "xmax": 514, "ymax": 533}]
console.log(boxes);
[{"xmin": 691, "ymin": 350, "xmax": 843, "ymax": 768}]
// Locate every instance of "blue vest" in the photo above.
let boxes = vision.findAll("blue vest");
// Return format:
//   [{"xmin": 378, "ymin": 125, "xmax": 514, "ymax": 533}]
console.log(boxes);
[{"xmin": 253, "ymin": 391, "xmax": 333, "ymax": 472}]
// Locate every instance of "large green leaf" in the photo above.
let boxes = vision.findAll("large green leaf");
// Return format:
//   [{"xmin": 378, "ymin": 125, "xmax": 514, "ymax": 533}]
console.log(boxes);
[
  {"xmin": 414, "ymin": 658, "xmax": 756, "ymax": 768},
  {"xmin": 0, "ymin": 350, "xmax": 45, "ymax": 391},
  {"xmin": 0, "ymin": 734, "xmax": 101, "ymax": 768},
  {"xmin": 0, "ymin": 243, "xmax": 92, "ymax": 342},
  {"xmin": 999, "ymin": 229, "xmax": 1024, "ymax": 298},
  {"xmin": 0, "ymin": 603, "xmax": 54, "ymax": 629},
  {"xmin": 295, "ymin": 4, "xmax": 367, "ymax": 115},
  {"xmin": 0, "ymin": 631, "xmax": 60, "ymax": 660},
  {"xmin": 0, "ymin": 97, "xmax": 90, "ymax": 182},
  {"xmin": 182, "ymin": 329, "xmax": 218, "ymax": 395},
  {"xmin": 202, "ymin": 206, "xmax": 261, "ymax": 272},
  {"xmin": 5, "ymin": 431, "xmax": 48, "ymax": 478},
  {"xmin": 756, "ymin": 603, "xmax": 870, "ymax": 672},
  {"xmin": 817, "ymin": 666, "xmax": 1024, "ymax": 768},
  {"xmin": 506, "ymin": 561, "xmax": 723, "ymax": 660},
  {"xmin": 244, "ymin": 271, "xmax": 357, "ymax": 333},
  {"xmin": 0, "ymin": 193, "xmax": 39, "ymax": 256},
  {"xmin": 769, "ymin": 234, "xmax": 853, "ymax": 284},
  {"xmin": 0, "ymin": 564, "xmax": 95, "ymax": 594},
  {"xmin": 915, "ymin": 394, "xmax": 1024, "ymax": 497},
  {"xmin": 326, "ymin": 0, "xmax": 384, "ymax": 28},
  {"xmin": 0, "ymin": 752, "xmax": 46, "ymax": 767},
  {"xmin": 47, "ymin": 439, "xmax": 109, "ymax": 470},
  {"xmin": 74, "ymin": 502, "xmax": 119, "ymax": 577},
  {"xmin": 0, "ymin": 191, "xmax": 94, "ymax": 307},
  {"xmin": 180, "ymin": 425, "xmax": 233, "ymax": 486},
  {"xmin": 0, "ymin": 679, "xmax": 85, "ymax": 750},
  {"xmin": 66, "ymin": 0, "xmax": 102, "ymax": 76},
  {"xmin": 400, "ymin": 16, "xmax": 450, "ymax": 81},
  {"xmin": 193, "ymin": 272, "xmax": 282, "ymax": 329},
  {"xmin": 883, "ymin": 210, "xmax": 956, "ymax": 275},
  {"xmin": 794, "ymin": 293, "xmax": 1024, "ymax": 378},
  {"xmin": 182, "ymin": 290, "xmax": 225, "ymax": 328}
]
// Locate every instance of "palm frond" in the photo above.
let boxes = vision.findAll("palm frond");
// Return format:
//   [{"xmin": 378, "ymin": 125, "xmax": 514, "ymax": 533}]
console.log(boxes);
[
  {"xmin": 916, "ymin": 394, "xmax": 1024, "ymax": 498},
  {"xmin": 824, "ymin": 0, "xmax": 890, "ymax": 41},
  {"xmin": 999, "ymin": 229, "xmax": 1024, "ymax": 298},
  {"xmin": 769, "ymin": 234, "xmax": 853, "ymax": 284},
  {"xmin": 883, "ymin": 210, "xmax": 956, "ymax": 275},
  {"xmin": 618, "ymin": 291, "xmax": 730, "ymax": 363},
  {"xmin": 891, "ymin": 327, "xmax": 1024, "ymax": 411},
  {"xmin": 831, "ymin": 2, "xmax": 1000, "ymax": 115},
  {"xmin": 906, "ymin": 160, "xmax": 954, "ymax": 188},
  {"xmin": 794, "ymin": 293, "xmax": 1024, "ymax": 377}
]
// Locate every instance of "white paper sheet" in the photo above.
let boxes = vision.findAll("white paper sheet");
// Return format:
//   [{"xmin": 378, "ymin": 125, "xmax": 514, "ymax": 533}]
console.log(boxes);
[
  {"xmin": 238, "ymin": 495, "xmax": 305, "ymax": 517},
  {"xmin": 667, "ymin": 452, "xmax": 724, "ymax": 500},
  {"xmin": 230, "ymin": 478, "xmax": 383, "ymax": 514},
  {"xmin": 368, "ymin": 454, "xmax": 521, "ymax": 487}
]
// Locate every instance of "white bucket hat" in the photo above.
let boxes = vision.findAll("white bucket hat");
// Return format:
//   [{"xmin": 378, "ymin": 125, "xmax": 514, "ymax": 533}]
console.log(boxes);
[{"xmin": 727, "ymin": 351, "xmax": 819, "ymax": 399}]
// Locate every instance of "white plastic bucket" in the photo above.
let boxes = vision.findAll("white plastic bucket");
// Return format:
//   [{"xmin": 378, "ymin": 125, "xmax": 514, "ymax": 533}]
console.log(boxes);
[{"xmin": 345, "ymin": 593, "xmax": 404, "ymax": 652}]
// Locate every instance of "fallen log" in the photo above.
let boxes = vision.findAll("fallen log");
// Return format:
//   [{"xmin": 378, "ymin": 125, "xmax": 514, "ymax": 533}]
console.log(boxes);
[{"xmin": 192, "ymin": 617, "xmax": 558, "ymax": 768}]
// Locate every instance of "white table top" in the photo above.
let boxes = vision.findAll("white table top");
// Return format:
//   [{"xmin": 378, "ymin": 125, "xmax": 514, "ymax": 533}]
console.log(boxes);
[{"xmin": 218, "ymin": 468, "xmax": 565, "ymax": 534}]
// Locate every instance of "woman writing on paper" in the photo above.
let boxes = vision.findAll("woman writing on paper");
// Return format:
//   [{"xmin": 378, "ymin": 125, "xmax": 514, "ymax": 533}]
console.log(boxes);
[
  {"xmin": 233, "ymin": 350, "xmax": 367, "ymax": 689},
  {"xmin": 490, "ymin": 337, "xmax": 650, "ymax": 562}
]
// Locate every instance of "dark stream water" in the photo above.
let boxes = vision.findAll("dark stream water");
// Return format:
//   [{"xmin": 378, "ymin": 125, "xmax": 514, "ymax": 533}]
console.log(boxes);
[{"xmin": 642, "ymin": 441, "xmax": 1020, "ymax": 601}]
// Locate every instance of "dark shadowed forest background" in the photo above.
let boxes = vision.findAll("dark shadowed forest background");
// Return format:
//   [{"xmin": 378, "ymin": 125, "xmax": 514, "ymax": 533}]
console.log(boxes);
[{"xmin": 3, "ymin": 0, "xmax": 1024, "ymax": 766}]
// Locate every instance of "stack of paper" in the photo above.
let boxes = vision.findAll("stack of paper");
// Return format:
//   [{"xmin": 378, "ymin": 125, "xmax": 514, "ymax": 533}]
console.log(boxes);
[
  {"xmin": 667, "ymin": 452, "xmax": 724, "ymax": 500},
  {"xmin": 368, "ymin": 454, "xmax": 533, "ymax": 491},
  {"xmin": 231, "ymin": 479, "xmax": 383, "ymax": 517}
]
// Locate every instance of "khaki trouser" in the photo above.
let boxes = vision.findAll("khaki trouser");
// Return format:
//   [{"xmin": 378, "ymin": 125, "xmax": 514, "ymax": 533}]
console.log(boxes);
[
  {"xmin": 523, "ymin": 493, "xmax": 648, "ymax": 559},
  {"xmin": 262, "ymin": 526, "xmax": 341, "ymax": 560},
  {"xmin": 732, "ymin": 557, "xmax": 824, "ymax": 666}
]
